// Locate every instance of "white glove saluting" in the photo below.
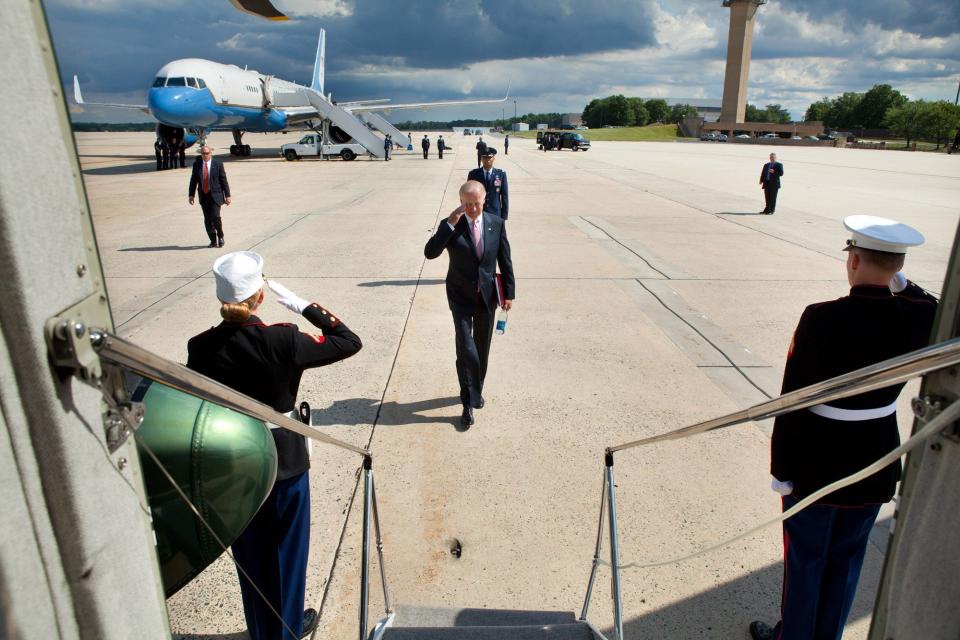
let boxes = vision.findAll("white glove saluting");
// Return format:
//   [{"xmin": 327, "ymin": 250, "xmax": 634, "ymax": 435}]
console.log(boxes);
[{"xmin": 267, "ymin": 280, "xmax": 310, "ymax": 315}]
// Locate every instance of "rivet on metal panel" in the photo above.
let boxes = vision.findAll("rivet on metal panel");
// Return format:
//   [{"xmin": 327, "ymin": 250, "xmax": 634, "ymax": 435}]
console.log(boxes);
[
  {"xmin": 118, "ymin": 457, "xmax": 128, "ymax": 471},
  {"xmin": 77, "ymin": 264, "xmax": 87, "ymax": 277}
]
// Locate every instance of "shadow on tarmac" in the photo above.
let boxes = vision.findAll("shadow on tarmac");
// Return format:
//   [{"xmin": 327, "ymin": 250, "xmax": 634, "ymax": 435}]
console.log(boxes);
[
  {"xmin": 717, "ymin": 211, "xmax": 768, "ymax": 216},
  {"xmin": 310, "ymin": 396, "xmax": 462, "ymax": 427},
  {"xmin": 82, "ymin": 162, "xmax": 170, "ymax": 176},
  {"xmin": 598, "ymin": 518, "xmax": 890, "ymax": 638},
  {"xmin": 119, "ymin": 244, "xmax": 210, "ymax": 252},
  {"xmin": 358, "ymin": 279, "xmax": 444, "ymax": 287}
]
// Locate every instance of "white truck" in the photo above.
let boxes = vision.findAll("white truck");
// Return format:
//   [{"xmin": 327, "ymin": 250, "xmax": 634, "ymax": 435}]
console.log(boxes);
[{"xmin": 279, "ymin": 133, "xmax": 367, "ymax": 161}]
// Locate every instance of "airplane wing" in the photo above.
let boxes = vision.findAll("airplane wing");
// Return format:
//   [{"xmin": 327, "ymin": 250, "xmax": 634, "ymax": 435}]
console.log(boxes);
[
  {"xmin": 343, "ymin": 87, "xmax": 511, "ymax": 113},
  {"xmin": 73, "ymin": 76, "xmax": 150, "ymax": 114}
]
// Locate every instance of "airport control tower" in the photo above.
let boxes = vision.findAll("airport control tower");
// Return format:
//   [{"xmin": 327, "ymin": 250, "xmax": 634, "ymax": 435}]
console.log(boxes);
[{"xmin": 719, "ymin": 0, "xmax": 766, "ymax": 123}]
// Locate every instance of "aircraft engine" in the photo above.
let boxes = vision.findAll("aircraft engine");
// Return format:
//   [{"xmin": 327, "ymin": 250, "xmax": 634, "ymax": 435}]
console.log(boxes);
[{"xmin": 132, "ymin": 379, "xmax": 278, "ymax": 597}]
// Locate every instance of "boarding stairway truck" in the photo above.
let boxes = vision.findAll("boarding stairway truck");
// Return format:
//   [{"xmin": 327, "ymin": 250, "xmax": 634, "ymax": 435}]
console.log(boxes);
[
  {"xmin": 280, "ymin": 133, "xmax": 367, "ymax": 161},
  {"xmin": 355, "ymin": 112, "xmax": 410, "ymax": 149}
]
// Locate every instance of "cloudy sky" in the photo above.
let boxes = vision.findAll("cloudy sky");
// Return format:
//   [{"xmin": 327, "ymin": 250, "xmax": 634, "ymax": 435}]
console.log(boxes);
[{"xmin": 49, "ymin": 0, "xmax": 959, "ymax": 123}]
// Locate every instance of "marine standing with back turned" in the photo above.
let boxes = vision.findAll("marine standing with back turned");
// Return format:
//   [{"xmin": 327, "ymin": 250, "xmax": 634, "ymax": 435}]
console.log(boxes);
[{"xmin": 749, "ymin": 215, "xmax": 938, "ymax": 640}]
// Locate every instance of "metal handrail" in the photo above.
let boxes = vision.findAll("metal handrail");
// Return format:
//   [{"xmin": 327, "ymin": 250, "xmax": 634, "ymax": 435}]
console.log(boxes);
[
  {"xmin": 609, "ymin": 336, "xmax": 960, "ymax": 453},
  {"xmin": 91, "ymin": 330, "xmax": 369, "ymax": 456},
  {"xmin": 585, "ymin": 336, "xmax": 960, "ymax": 640}
]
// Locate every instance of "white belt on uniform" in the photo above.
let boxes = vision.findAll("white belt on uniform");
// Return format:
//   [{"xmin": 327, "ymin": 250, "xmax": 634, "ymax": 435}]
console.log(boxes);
[
  {"xmin": 268, "ymin": 409, "xmax": 313, "ymax": 459},
  {"xmin": 808, "ymin": 401, "xmax": 897, "ymax": 421}
]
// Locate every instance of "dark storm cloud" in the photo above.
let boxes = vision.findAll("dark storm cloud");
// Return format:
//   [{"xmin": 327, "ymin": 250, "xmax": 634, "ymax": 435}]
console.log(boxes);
[{"xmin": 782, "ymin": 0, "xmax": 959, "ymax": 39}]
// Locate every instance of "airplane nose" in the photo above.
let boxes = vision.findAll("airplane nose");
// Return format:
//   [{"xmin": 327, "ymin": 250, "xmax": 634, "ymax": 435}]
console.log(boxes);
[{"xmin": 148, "ymin": 88, "xmax": 210, "ymax": 127}]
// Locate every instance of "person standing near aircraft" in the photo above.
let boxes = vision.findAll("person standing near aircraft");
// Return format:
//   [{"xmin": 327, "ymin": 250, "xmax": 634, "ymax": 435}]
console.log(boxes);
[
  {"xmin": 383, "ymin": 134, "xmax": 392, "ymax": 161},
  {"xmin": 467, "ymin": 147, "xmax": 509, "ymax": 220},
  {"xmin": 177, "ymin": 134, "xmax": 186, "ymax": 168},
  {"xmin": 421, "ymin": 134, "xmax": 430, "ymax": 159},
  {"xmin": 438, "ymin": 135, "xmax": 446, "ymax": 159},
  {"xmin": 189, "ymin": 146, "xmax": 231, "ymax": 248},
  {"xmin": 154, "ymin": 138, "xmax": 162, "ymax": 171},
  {"xmin": 759, "ymin": 152, "xmax": 783, "ymax": 214},
  {"xmin": 504, "ymin": 134, "xmax": 509, "ymax": 155},
  {"xmin": 424, "ymin": 181, "xmax": 515, "ymax": 428},
  {"xmin": 188, "ymin": 251, "xmax": 362, "ymax": 640},
  {"xmin": 160, "ymin": 138, "xmax": 170, "ymax": 170},
  {"xmin": 748, "ymin": 216, "xmax": 937, "ymax": 640},
  {"xmin": 476, "ymin": 136, "xmax": 487, "ymax": 167}
]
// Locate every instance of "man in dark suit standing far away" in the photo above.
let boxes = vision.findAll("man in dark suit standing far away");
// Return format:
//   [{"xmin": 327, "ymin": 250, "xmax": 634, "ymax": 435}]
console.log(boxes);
[
  {"xmin": 467, "ymin": 147, "xmax": 509, "ymax": 220},
  {"xmin": 760, "ymin": 152, "xmax": 783, "ymax": 214},
  {"xmin": 189, "ymin": 145, "xmax": 231, "ymax": 248},
  {"xmin": 424, "ymin": 180, "xmax": 515, "ymax": 428}
]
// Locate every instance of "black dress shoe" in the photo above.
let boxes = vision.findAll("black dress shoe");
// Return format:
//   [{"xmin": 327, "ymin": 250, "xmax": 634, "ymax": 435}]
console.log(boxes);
[
  {"xmin": 301, "ymin": 607, "xmax": 318, "ymax": 638},
  {"xmin": 473, "ymin": 397, "xmax": 485, "ymax": 409},
  {"xmin": 460, "ymin": 406, "xmax": 474, "ymax": 427},
  {"xmin": 217, "ymin": 237, "xmax": 224, "ymax": 247},
  {"xmin": 748, "ymin": 621, "xmax": 775, "ymax": 640},
  {"xmin": 207, "ymin": 240, "xmax": 217, "ymax": 248}
]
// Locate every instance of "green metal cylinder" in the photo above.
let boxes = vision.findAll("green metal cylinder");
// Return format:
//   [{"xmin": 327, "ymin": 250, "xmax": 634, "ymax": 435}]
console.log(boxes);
[{"xmin": 133, "ymin": 379, "xmax": 278, "ymax": 597}]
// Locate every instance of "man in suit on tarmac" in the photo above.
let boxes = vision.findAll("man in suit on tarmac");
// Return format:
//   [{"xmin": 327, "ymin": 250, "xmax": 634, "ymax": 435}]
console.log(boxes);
[
  {"xmin": 189, "ymin": 146, "xmax": 232, "ymax": 248},
  {"xmin": 424, "ymin": 180, "xmax": 515, "ymax": 428},
  {"xmin": 467, "ymin": 147, "xmax": 509, "ymax": 220},
  {"xmin": 475, "ymin": 136, "xmax": 487, "ymax": 167},
  {"xmin": 421, "ymin": 134, "xmax": 430, "ymax": 159},
  {"xmin": 760, "ymin": 152, "xmax": 784, "ymax": 214}
]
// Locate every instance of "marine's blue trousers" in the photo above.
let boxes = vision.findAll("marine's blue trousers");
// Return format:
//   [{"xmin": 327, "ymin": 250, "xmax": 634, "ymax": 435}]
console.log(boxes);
[
  {"xmin": 772, "ymin": 494, "xmax": 880, "ymax": 640},
  {"xmin": 233, "ymin": 471, "xmax": 310, "ymax": 640}
]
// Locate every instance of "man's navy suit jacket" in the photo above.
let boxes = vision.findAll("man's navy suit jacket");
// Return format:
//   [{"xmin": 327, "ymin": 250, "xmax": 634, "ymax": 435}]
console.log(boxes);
[
  {"xmin": 189, "ymin": 158, "xmax": 231, "ymax": 205},
  {"xmin": 467, "ymin": 167, "xmax": 509, "ymax": 219},
  {"xmin": 760, "ymin": 161, "xmax": 784, "ymax": 189},
  {"xmin": 424, "ymin": 213, "xmax": 515, "ymax": 315}
]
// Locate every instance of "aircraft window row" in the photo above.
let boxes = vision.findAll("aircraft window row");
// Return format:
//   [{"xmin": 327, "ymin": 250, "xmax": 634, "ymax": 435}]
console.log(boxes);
[{"xmin": 152, "ymin": 77, "xmax": 208, "ymax": 89}]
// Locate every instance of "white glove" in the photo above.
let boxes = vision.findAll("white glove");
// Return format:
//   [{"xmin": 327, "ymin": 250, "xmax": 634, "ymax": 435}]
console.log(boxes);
[
  {"xmin": 266, "ymin": 280, "xmax": 309, "ymax": 315},
  {"xmin": 771, "ymin": 477, "xmax": 794, "ymax": 496},
  {"xmin": 889, "ymin": 271, "xmax": 908, "ymax": 293}
]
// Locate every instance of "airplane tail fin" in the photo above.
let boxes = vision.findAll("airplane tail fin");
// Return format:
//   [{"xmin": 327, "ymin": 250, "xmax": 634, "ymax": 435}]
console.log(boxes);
[
  {"xmin": 73, "ymin": 75, "xmax": 84, "ymax": 104},
  {"xmin": 310, "ymin": 29, "xmax": 325, "ymax": 95}
]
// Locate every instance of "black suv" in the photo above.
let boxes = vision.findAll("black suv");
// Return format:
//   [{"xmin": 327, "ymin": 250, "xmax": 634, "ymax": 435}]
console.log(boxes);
[{"xmin": 537, "ymin": 131, "xmax": 591, "ymax": 151}]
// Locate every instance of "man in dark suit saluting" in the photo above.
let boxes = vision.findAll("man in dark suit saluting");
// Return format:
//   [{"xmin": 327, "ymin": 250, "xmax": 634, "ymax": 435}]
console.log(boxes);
[
  {"xmin": 189, "ymin": 146, "xmax": 232, "ymax": 247},
  {"xmin": 467, "ymin": 147, "xmax": 509, "ymax": 220},
  {"xmin": 759, "ymin": 152, "xmax": 783, "ymax": 214},
  {"xmin": 424, "ymin": 180, "xmax": 516, "ymax": 428}
]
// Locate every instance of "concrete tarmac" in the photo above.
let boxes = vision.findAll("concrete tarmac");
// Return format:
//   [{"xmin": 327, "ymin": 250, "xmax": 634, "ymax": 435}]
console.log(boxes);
[{"xmin": 76, "ymin": 131, "xmax": 959, "ymax": 639}]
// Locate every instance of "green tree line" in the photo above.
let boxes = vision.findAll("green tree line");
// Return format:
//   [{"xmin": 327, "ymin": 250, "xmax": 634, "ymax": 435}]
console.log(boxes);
[{"xmin": 804, "ymin": 83, "xmax": 960, "ymax": 147}]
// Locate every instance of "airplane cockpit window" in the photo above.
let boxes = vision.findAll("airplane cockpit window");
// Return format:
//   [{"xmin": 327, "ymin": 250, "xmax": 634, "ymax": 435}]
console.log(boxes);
[
  {"xmin": 187, "ymin": 77, "xmax": 198, "ymax": 88},
  {"xmin": 152, "ymin": 77, "xmax": 165, "ymax": 87},
  {"xmin": 197, "ymin": 78, "xmax": 207, "ymax": 89},
  {"xmin": 167, "ymin": 77, "xmax": 186, "ymax": 87}
]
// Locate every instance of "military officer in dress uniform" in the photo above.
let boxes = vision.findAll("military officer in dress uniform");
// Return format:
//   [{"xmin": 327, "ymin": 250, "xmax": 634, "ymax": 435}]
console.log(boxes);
[
  {"xmin": 421, "ymin": 134, "xmax": 430, "ymax": 159},
  {"xmin": 467, "ymin": 147, "xmax": 509, "ymax": 220},
  {"xmin": 749, "ymin": 216, "xmax": 938, "ymax": 640},
  {"xmin": 437, "ymin": 135, "xmax": 446, "ymax": 159},
  {"xmin": 187, "ymin": 252, "xmax": 362, "ymax": 640}
]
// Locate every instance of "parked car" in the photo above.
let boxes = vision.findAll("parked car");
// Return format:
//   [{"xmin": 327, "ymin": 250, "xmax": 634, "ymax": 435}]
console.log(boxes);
[
  {"xmin": 791, "ymin": 136, "xmax": 802, "ymax": 140},
  {"xmin": 762, "ymin": 133, "xmax": 779, "ymax": 139},
  {"xmin": 701, "ymin": 132, "xmax": 728, "ymax": 142},
  {"xmin": 463, "ymin": 129, "xmax": 472, "ymax": 135},
  {"xmin": 735, "ymin": 134, "xmax": 751, "ymax": 139},
  {"xmin": 279, "ymin": 133, "xmax": 365, "ymax": 161},
  {"xmin": 805, "ymin": 135, "xmax": 820, "ymax": 141},
  {"xmin": 557, "ymin": 131, "xmax": 591, "ymax": 151}
]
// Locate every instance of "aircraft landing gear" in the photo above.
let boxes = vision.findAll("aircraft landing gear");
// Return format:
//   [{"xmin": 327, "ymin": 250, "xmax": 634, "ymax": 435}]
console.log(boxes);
[{"xmin": 230, "ymin": 129, "xmax": 251, "ymax": 156}]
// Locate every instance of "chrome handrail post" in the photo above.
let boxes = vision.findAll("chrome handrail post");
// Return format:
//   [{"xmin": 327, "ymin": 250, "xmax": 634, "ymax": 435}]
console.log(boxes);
[
  {"xmin": 606, "ymin": 451, "xmax": 624, "ymax": 640},
  {"xmin": 580, "ymin": 463, "xmax": 609, "ymax": 621},
  {"xmin": 359, "ymin": 456, "xmax": 373, "ymax": 640},
  {"xmin": 371, "ymin": 477, "xmax": 393, "ymax": 614}
]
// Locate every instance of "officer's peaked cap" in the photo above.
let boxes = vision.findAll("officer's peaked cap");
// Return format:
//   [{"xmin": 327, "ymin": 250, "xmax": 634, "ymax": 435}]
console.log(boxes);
[
  {"xmin": 842, "ymin": 215, "xmax": 924, "ymax": 255},
  {"xmin": 213, "ymin": 251, "xmax": 264, "ymax": 303},
  {"xmin": 481, "ymin": 147, "xmax": 497, "ymax": 156}
]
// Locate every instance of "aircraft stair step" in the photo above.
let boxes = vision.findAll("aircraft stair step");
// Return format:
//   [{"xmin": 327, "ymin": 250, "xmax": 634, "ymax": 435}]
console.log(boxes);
[
  {"xmin": 376, "ymin": 606, "xmax": 600, "ymax": 640},
  {"xmin": 379, "ymin": 622, "xmax": 598, "ymax": 640}
]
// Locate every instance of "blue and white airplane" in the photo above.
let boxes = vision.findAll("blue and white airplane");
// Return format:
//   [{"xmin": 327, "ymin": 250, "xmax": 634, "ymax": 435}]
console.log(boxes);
[{"xmin": 73, "ymin": 29, "xmax": 508, "ymax": 159}]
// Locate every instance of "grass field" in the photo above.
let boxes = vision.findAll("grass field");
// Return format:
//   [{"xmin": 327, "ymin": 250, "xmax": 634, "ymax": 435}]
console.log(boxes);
[{"xmin": 512, "ymin": 123, "xmax": 685, "ymax": 142}]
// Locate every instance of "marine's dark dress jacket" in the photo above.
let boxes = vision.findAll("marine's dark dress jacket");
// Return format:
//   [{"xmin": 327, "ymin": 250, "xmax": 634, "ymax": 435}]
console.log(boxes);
[
  {"xmin": 771, "ymin": 282, "xmax": 937, "ymax": 505},
  {"xmin": 187, "ymin": 304, "xmax": 361, "ymax": 480}
]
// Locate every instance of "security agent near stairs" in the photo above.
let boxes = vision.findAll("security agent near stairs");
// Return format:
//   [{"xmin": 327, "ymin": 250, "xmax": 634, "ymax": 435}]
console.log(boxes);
[{"xmin": 749, "ymin": 215, "xmax": 938, "ymax": 640}]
